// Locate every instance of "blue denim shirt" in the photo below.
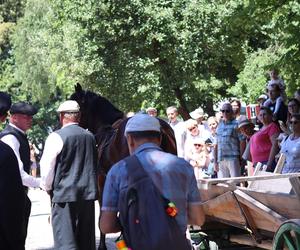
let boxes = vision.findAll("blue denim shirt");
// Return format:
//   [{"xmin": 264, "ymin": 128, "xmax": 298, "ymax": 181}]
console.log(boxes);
[{"xmin": 102, "ymin": 142, "xmax": 201, "ymax": 233}]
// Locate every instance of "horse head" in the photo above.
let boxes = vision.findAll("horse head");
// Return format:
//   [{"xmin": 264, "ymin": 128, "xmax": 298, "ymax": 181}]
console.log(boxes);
[{"xmin": 70, "ymin": 83, "xmax": 124, "ymax": 134}]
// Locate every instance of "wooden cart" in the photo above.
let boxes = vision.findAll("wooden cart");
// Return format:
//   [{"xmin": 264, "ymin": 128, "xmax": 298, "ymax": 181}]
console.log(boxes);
[{"xmin": 198, "ymin": 173, "xmax": 300, "ymax": 249}]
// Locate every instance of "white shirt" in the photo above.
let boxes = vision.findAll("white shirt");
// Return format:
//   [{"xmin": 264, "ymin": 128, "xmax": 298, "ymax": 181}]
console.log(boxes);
[
  {"xmin": 40, "ymin": 123, "xmax": 78, "ymax": 191},
  {"xmin": 1, "ymin": 123, "xmax": 40, "ymax": 188},
  {"xmin": 170, "ymin": 119, "xmax": 186, "ymax": 158}
]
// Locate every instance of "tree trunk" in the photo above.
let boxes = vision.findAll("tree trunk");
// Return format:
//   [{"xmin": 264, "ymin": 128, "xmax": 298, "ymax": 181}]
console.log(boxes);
[
  {"xmin": 204, "ymin": 98, "xmax": 215, "ymax": 116},
  {"xmin": 173, "ymin": 86, "xmax": 190, "ymax": 121}
]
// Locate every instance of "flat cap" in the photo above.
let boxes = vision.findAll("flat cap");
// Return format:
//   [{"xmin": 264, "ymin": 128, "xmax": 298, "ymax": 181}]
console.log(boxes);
[
  {"xmin": 10, "ymin": 102, "xmax": 37, "ymax": 116},
  {"xmin": 57, "ymin": 100, "xmax": 80, "ymax": 113},
  {"xmin": 125, "ymin": 113, "xmax": 160, "ymax": 135},
  {"xmin": 0, "ymin": 92, "xmax": 12, "ymax": 114}
]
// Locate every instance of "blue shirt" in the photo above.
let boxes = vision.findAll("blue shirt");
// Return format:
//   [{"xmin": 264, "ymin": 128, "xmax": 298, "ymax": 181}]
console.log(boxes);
[
  {"xmin": 216, "ymin": 119, "xmax": 245, "ymax": 161},
  {"xmin": 102, "ymin": 143, "xmax": 201, "ymax": 233}
]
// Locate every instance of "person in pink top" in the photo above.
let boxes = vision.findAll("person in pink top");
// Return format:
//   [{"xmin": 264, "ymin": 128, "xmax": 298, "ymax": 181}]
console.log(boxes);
[{"xmin": 250, "ymin": 106, "xmax": 281, "ymax": 171}]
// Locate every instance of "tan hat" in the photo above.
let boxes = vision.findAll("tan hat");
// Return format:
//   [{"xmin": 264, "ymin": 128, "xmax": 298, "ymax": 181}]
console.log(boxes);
[
  {"xmin": 257, "ymin": 94, "xmax": 267, "ymax": 101},
  {"xmin": 192, "ymin": 138, "xmax": 205, "ymax": 145},
  {"xmin": 57, "ymin": 100, "xmax": 80, "ymax": 113},
  {"xmin": 190, "ymin": 108, "xmax": 204, "ymax": 120}
]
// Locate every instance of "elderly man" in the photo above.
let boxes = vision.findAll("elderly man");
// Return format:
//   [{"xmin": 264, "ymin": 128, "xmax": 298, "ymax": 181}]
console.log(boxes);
[
  {"xmin": 0, "ymin": 101, "xmax": 40, "ymax": 245},
  {"xmin": 214, "ymin": 103, "xmax": 246, "ymax": 178},
  {"xmin": 0, "ymin": 93, "xmax": 25, "ymax": 250},
  {"xmin": 40, "ymin": 100, "xmax": 98, "ymax": 250},
  {"xmin": 146, "ymin": 107, "xmax": 157, "ymax": 117},
  {"xmin": 100, "ymin": 114, "xmax": 205, "ymax": 246},
  {"xmin": 166, "ymin": 106, "xmax": 186, "ymax": 158}
]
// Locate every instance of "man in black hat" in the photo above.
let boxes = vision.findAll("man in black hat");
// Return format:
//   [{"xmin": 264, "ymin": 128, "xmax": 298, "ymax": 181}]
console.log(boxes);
[
  {"xmin": 0, "ymin": 93, "xmax": 26, "ymax": 250},
  {"xmin": 0, "ymin": 101, "xmax": 40, "ymax": 246}
]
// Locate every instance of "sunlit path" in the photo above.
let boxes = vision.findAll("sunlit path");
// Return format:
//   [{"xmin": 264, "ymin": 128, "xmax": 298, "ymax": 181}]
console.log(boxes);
[{"xmin": 25, "ymin": 189, "xmax": 119, "ymax": 250}]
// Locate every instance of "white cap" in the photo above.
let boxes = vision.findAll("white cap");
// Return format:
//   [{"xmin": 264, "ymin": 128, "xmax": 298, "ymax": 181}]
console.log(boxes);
[
  {"xmin": 57, "ymin": 100, "xmax": 80, "ymax": 113},
  {"xmin": 190, "ymin": 108, "xmax": 204, "ymax": 119},
  {"xmin": 124, "ymin": 114, "xmax": 160, "ymax": 135}
]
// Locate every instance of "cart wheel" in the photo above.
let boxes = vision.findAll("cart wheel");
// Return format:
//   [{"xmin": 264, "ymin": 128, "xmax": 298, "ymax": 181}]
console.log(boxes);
[{"xmin": 273, "ymin": 219, "xmax": 300, "ymax": 250}]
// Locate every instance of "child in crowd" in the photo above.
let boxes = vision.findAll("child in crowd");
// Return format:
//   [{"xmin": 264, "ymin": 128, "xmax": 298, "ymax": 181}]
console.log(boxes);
[
  {"xmin": 264, "ymin": 69, "xmax": 286, "ymax": 117},
  {"xmin": 188, "ymin": 139, "xmax": 210, "ymax": 179}
]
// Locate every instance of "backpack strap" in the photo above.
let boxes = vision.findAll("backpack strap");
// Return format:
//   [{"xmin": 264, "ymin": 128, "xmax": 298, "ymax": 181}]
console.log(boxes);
[{"xmin": 124, "ymin": 155, "xmax": 149, "ymax": 184}]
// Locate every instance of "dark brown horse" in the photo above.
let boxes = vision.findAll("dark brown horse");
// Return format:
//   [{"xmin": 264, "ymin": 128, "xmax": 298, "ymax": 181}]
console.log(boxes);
[{"xmin": 70, "ymin": 83, "xmax": 177, "ymax": 250}]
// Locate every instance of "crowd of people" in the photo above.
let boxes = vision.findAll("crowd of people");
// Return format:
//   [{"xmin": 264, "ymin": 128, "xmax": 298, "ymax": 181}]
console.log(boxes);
[
  {"xmin": 1, "ymin": 68, "xmax": 300, "ymax": 250},
  {"xmin": 145, "ymin": 69, "xmax": 300, "ymax": 179}
]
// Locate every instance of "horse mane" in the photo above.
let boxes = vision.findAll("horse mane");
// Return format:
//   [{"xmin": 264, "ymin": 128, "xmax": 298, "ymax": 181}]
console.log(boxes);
[
  {"xmin": 86, "ymin": 90, "xmax": 124, "ymax": 125},
  {"xmin": 70, "ymin": 83, "xmax": 124, "ymax": 132}
]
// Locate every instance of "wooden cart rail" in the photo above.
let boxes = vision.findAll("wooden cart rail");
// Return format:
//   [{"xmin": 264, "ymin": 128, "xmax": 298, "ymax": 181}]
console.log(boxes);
[
  {"xmin": 198, "ymin": 173, "xmax": 300, "ymax": 186},
  {"xmin": 198, "ymin": 173, "xmax": 300, "ymax": 198}
]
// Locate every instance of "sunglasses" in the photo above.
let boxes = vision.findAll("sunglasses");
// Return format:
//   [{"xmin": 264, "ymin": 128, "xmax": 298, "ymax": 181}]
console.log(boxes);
[
  {"xmin": 188, "ymin": 126, "xmax": 197, "ymax": 131},
  {"xmin": 221, "ymin": 109, "xmax": 231, "ymax": 113},
  {"xmin": 290, "ymin": 121, "xmax": 299, "ymax": 125},
  {"xmin": 194, "ymin": 144, "xmax": 203, "ymax": 147}
]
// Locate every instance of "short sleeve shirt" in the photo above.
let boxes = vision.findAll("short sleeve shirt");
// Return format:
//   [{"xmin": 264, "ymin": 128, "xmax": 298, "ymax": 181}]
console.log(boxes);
[
  {"xmin": 102, "ymin": 143, "xmax": 201, "ymax": 233},
  {"xmin": 216, "ymin": 119, "xmax": 245, "ymax": 161},
  {"xmin": 250, "ymin": 122, "xmax": 280, "ymax": 163}
]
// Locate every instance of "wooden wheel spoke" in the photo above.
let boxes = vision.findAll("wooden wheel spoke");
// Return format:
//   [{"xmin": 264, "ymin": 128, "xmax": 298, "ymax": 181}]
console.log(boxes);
[
  {"xmin": 282, "ymin": 231, "xmax": 296, "ymax": 250},
  {"xmin": 293, "ymin": 230, "xmax": 300, "ymax": 249}
]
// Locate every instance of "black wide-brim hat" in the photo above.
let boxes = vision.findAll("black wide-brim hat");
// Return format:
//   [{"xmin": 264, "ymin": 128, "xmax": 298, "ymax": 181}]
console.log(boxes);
[{"xmin": 10, "ymin": 102, "xmax": 38, "ymax": 116}]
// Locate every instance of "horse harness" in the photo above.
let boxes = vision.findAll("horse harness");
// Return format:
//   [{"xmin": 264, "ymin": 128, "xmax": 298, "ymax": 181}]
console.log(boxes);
[{"xmin": 95, "ymin": 118, "xmax": 124, "ymax": 176}]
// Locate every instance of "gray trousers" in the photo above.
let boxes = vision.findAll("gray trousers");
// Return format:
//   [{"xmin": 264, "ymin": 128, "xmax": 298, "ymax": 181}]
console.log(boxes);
[
  {"xmin": 52, "ymin": 200, "xmax": 96, "ymax": 250},
  {"xmin": 217, "ymin": 158, "xmax": 241, "ymax": 178}
]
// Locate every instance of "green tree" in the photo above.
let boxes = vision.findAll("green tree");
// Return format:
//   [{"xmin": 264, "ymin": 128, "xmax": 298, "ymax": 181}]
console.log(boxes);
[
  {"xmin": 0, "ymin": 0, "xmax": 26, "ymax": 23},
  {"xmin": 12, "ymin": 0, "xmax": 300, "ymax": 117}
]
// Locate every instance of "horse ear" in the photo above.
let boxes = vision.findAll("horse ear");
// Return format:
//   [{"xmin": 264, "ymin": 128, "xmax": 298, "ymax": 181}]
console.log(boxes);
[{"xmin": 75, "ymin": 83, "xmax": 83, "ymax": 93}]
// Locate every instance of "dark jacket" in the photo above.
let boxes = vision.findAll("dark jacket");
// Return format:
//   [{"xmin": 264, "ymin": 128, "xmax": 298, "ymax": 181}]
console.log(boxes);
[{"xmin": 0, "ymin": 141, "xmax": 25, "ymax": 250}]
